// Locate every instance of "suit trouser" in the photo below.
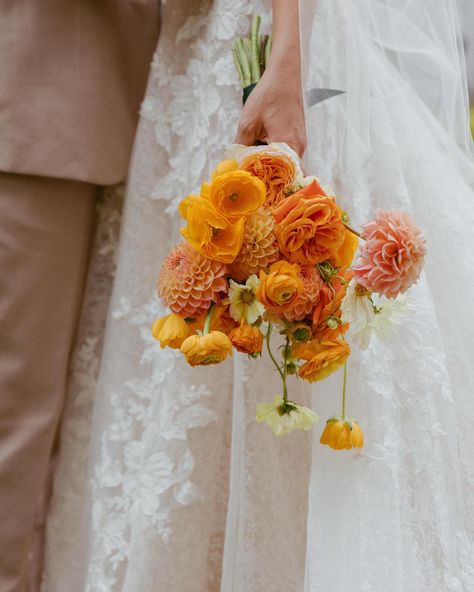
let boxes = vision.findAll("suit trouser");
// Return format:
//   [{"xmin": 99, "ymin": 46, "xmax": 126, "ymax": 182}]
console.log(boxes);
[{"xmin": 0, "ymin": 173, "xmax": 97, "ymax": 592}]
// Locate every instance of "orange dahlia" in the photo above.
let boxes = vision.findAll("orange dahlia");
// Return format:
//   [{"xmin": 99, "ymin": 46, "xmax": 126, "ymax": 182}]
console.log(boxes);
[
  {"xmin": 229, "ymin": 208, "xmax": 280, "ymax": 281},
  {"xmin": 283, "ymin": 265, "xmax": 324, "ymax": 321},
  {"xmin": 158, "ymin": 242, "xmax": 228, "ymax": 317}
]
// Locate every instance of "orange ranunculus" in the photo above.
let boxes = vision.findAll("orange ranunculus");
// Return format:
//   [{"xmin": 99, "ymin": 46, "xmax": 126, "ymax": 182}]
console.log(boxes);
[
  {"xmin": 180, "ymin": 196, "xmax": 244, "ymax": 264},
  {"xmin": 180, "ymin": 331, "xmax": 233, "ymax": 366},
  {"xmin": 211, "ymin": 159, "xmax": 239, "ymax": 180},
  {"xmin": 209, "ymin": 170, "xmax": 266, "ymax": 219},
  {"xmin": 256, "ymin": 260, "xmax": 303, "ymax": 313},
  {"xmin": 292, "ymin": 339, "xmax": 350, "ymax": 382},
  {"xmin": 273, "ymin": 180, "xmax": 345, "ymax": 265},
  {"xmin": 152, "ymin": 313, "xmax": 194, "ymax": 349},
  {"xmin": 329, "ymin": 224, "xmax": 359, "ymax": 269},
  {"xmin": 312, "ymin": 269, "xmax": 353, "ymax": 328},
  {"xmin": 241, "ymin": 152, "xmax": 296, "ymax": 208},
  {"xmin": 229, "ymin": 322, "xmax": 263, "ymax": 355}
]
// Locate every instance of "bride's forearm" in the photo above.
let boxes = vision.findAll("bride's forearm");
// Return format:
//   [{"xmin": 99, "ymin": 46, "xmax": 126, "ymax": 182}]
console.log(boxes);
[{"xmin": 269, "ymin": 0, "xmax": 301, "ymax": 72}]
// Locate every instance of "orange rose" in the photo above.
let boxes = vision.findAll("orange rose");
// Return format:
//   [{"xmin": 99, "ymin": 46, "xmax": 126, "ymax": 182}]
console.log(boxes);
[
  {"xmin": 329, "ymin": 224, "xmax": 359, "ymax": 269},
  {"xmin": 209, "ymin": 170, "xmax": 266, "ymax": 219},
  {"xmin": 241, "ymin": 152, "xmax": 296, "ymax": 208},
  {"xmin": 180, "ymin": 196, "xmax": 244, "ymax": 264},
  {"xmin": 152, "ymin": 313, "xmax": 194, "ymax": 349},
  {"xmin": 292, "ymin": 339, "xmax": 350, "ymax": 382},
  {"xmin": 229, "ymin": 323, "xmax": 263, "ymax": 355},
  {"xmin": 180, "ymin": 331, "xmax": 233, "ymax": 366},
  {"xmin": 256, "ymin": 261, "xmax": 303, "ymax": 313},
  {"xmin": 273, "ymin": 180, "xmax": 345, "ymax": 265}
]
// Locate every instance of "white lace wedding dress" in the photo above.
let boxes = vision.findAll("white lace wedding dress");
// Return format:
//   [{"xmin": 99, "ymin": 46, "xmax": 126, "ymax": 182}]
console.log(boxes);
[{"xmin": 42, "ymin": 1, "xmax": 474, "ymax": 591}]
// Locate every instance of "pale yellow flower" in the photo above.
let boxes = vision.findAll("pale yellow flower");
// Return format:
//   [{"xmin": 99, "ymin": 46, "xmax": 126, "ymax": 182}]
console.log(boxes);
[
  {"xmin": 256, "ymin": 396, "xmax": 319, "ymax": 436},
  {"xmin": 228, "ymin": 275, "xmax": 264, "ymax": 324}
]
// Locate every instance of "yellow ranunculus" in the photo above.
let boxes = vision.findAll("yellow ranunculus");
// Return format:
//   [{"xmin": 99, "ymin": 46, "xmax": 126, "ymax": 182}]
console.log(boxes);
[
  {"xmin": 200, "ymin": 181, "xmax": 211, "ymax": 199},
  {"xmin": 180, "ymin": 331, "xmax": 233, "ymax": 366},
  {"xmin": 209, "ymin": 170, "xmax": 266, "ymax": 219},
  {"xmin": 178, "ymin": 194, "xmax": 199, "ymax": 219},
  {"xmin": 292, "ymin": 339, "xmax": 350, "ymax": 382},
  {"xmin": 256, "ymin": 260, "xmax": 303, "ymax": 313},
  {"xmin": 320, "ymin": 417, "xmax": 364, "ymax": 450},
  {"xmin": 211, "ymin": 159, "xmax": 239, "ymax": 181},
  {"xmin": 329, "ymin": 225, "xmax": 359, "ymax": 269},
  {"xmin": 152, "ymin": 313, "xmax": 194, "ymax": 349},
  {"xmin": 180, "ymin": 196, "xmax": 244, "ymax": 264}
]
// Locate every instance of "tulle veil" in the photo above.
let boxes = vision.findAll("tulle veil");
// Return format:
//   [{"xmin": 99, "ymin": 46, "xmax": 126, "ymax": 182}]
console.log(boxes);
[{"xmin": 42, "ymin": 1, "xmax": 474, "ymax": 590}]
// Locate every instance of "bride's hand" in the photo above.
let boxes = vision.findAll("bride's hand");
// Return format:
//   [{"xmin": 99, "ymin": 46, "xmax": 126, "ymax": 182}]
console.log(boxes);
[
  {"xmin": 235, "ymin": 59, "xmax": 307, "ymax": 157},
  {"xmin": 235, "ymin": 0, "xmax": 306, "ymax": 157}
]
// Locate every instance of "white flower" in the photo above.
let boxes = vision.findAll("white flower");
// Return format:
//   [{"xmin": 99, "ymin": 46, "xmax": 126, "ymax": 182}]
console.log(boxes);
[
  {"xmin": 228, "ymin": 275, "xmax": 264, "ymax": 324},
  {"xmin": 341, "ymin": 279, "xmax": 375, "ymax": 326},
  {"xmin": 344, "ymin": 282, "xmax": 411, "ymax": 349},
  {"xmin": 371, "ymin": 294, "xmax": 411, "ymax": 342},
  {"xmin": 256, "ymin": 396, "xmax": 319, "ymax": 436}
]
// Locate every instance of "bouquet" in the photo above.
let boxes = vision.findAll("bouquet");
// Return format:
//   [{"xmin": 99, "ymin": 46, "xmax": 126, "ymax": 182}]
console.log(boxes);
[{"xmin": 153, "ymin": 18, "xmax": 427, "ymax": 449}]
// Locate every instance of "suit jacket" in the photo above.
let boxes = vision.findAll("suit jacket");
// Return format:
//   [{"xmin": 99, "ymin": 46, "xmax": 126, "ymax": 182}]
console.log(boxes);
[{"xmin": 0, "ymin": 1, "xmax": 160, "ymax": 185}]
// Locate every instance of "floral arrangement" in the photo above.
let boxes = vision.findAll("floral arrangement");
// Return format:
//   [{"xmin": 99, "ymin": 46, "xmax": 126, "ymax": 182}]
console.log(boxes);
[{"xmin": 153, "ymin": 141, "xmax": 426, "ymax": 449}]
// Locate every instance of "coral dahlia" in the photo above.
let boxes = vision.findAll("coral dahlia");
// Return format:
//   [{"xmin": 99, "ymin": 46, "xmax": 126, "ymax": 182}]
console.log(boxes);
[
  {"xmin": 158, "ymin": 242, "xmax": 228, "ymax": 317},
  {"xmin": 353, "ymin": 210, "xmax": 426, "ymax": 298}
]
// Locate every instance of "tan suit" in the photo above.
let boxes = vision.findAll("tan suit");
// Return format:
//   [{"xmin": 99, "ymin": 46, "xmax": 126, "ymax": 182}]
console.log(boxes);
[{"xmin": 0, "ymin": 2, "xmax": 160, "ymax": 590}]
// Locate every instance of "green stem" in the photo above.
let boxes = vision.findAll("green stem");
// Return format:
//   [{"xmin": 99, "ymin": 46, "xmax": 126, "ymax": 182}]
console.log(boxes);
[
  {"xmin": 266, "ymin": 323, "xmax": 287, "ymax": 397},
  {"xmin": 343, "ymin": 221, "xmax": 363, "ymax": 240},
  {"xmin": 250, "ymin": 15, "xmax": 261, "ymax": 83},
  {"xmin": 236, "ymin": 39, "xmax": 252, "ymax": 87},
  {"xmin": 264, "ymin": 35, "xmax": 272, "ymax": 68},
  {"xmin": 232, "ymin": 46, "xmax": 245, "ymax": 86},
  {"xmin": 203, "ymin": 303, "xmax": 215, "ymax": 335},
  {"xmin": 341, "ymin": 362, "xmax": 348, "ymax": 419},
  {"xmin": 281, "ymin": 336, "xmax": 290, "ymax": 402}
]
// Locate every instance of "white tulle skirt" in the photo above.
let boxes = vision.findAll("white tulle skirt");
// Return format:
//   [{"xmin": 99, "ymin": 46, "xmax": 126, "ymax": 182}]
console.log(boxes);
[{"xmin": 43, "ymin": 1, "xmax": 474, "ymax": 591}]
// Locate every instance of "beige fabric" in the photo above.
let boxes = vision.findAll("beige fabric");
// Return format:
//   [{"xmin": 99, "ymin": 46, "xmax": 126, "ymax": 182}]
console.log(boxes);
[
  {"xmin": 0, "ymin": 1, "xmax": 160, "ymax": 185},
  {"xmin": 0, "ymin": 173, "xmax": 97, "ymax": 592}
]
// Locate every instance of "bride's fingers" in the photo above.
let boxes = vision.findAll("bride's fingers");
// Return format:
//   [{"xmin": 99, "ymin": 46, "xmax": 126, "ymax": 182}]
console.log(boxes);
[{"xmin": 235, "ymin": 117, "xmax": 258, "ymax": 146}]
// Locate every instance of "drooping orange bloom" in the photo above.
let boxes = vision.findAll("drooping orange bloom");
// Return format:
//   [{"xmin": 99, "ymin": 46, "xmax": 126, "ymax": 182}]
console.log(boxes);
[
  {"xmin": 229, "ymin": 322, "xmax": 263, "ymax": 355},
  {"xmin": 152, "ymin": 313, "xmax": 194, "ymax": 349},
  {"xmin": 180, "ymin": 331, "xmax": 233, "ymax": 366},
  {"xmin": 241, "ymin": 152, "xmax": 296, "ymax": 208},
  {"xmin": 273, "ymin": 180, "xmax": 345, "ymax": 265},
  {"xmin": 209, "ymin": 170, "xmax": 266, "ymax": 219},
  {"xmin": 320, "ymin": 418, "xmax": 364, "ymax": 450},
  {"xmin": 292, "ymin": 339, "xmax": 350, "ymax": 382},
  {"xmin": 180, "ymin": 196, "xmax": 244, "ymax": 264},
  {"xmin": 256, "ymin": 261, "xmax": 303, "ymax": 313}
]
